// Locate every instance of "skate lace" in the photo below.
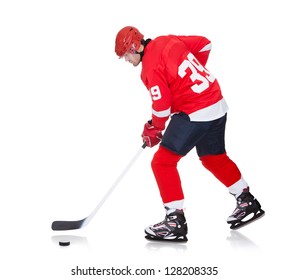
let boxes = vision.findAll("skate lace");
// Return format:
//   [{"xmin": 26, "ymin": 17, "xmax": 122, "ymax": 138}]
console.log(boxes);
[
  {"xmin": 154, "ymin": 221, "xmax": 165, "ymax": 227},
  {"xmin": 153, "ymin": 214, "xmax": 174, "ymax": 227}
]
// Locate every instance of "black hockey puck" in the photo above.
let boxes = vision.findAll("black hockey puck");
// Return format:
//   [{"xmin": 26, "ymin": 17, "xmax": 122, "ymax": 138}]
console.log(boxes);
[{"xmin": 59, "ymin": 240, "xmax": 70, "ymax": 246}]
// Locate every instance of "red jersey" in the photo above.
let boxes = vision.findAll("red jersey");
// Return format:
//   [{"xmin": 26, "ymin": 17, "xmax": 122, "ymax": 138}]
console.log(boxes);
[{"xmin": 141, "ymin": 35, "xmax": 228, "ymax": 130}]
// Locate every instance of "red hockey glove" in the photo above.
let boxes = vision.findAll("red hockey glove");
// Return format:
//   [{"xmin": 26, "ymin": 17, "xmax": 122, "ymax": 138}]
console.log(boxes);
[{"xmin": 141, "ymin": 121, "xmax": 162, "ymax": 147}]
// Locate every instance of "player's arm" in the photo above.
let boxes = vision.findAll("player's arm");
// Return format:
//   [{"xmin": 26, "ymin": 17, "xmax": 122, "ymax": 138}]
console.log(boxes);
[
  {"xmin": 178, "ymin": 35, "xmax": 212, "ymax": 66},
  {"xmin": 148, "ymin": 73, "xmax": 171, "ymax": 131},
  {"xmin": 141, "ymin": 71, "xmax": 171, "ymax": 147}
]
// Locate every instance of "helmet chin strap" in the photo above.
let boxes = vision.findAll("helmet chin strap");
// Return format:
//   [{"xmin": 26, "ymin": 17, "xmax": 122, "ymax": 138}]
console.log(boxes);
[{"xmin": 136, "ymin": 38, "xmax": 152, "ymax": 61}]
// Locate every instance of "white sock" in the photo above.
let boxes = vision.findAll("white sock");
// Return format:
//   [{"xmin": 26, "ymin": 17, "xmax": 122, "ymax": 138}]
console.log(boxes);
[
  {"xmin": 228, "ymin": 176, "xmax": 248, "ymax": 198},
  {"xmin": 164, "ymin": 199, "xmax": 184, "ymax": 212}
]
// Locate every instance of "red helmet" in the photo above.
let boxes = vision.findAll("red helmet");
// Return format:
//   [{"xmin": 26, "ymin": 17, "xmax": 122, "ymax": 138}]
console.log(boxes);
[{"xmin": 115, "ymin": 26, "xmax": 144, "ymax": 57}]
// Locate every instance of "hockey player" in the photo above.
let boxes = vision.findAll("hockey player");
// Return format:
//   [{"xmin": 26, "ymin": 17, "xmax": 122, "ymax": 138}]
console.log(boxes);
[{"xmin": 115, "ymin": 26, "xmax": 265, "ymax": 242}]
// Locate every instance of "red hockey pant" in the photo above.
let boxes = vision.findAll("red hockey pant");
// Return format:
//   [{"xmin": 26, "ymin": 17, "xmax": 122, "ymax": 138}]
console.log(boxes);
[{"xmin": 151, "ymin": 146, "xmax": 242, "ymax": 203}]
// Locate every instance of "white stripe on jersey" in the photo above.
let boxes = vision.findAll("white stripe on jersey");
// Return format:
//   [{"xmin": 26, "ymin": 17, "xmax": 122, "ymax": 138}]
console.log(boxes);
[
  {"xmin": 199, "ymin": 42, "xmax": 212, "ymax": 52},
  {"xmin": 152, "ymin": 107, "xmax": 171, "ymax": 118},
  {"xmin": 188, "ymin": 98, "xmax": 228, "ymax": 121}
]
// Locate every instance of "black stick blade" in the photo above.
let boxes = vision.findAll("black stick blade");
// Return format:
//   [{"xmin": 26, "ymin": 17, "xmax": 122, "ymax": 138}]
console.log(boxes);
[{"xmin": 51, "ymin": 218, "xmax": 86, "ymax": 231}]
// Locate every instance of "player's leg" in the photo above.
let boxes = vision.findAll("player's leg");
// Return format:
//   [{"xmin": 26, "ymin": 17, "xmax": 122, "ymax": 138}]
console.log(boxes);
[
  {"xmin": 145, "ymin": 146, "xmax": 188, "ymax": 241},
  {"xmin": 197, "ymin": 114, "xmax": 265, "ymax": 229}
]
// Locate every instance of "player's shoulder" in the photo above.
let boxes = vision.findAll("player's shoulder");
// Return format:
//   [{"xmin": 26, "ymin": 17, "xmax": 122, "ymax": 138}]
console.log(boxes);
[
  {"xmin": 148, "ymin": 35, "xmax": 185, "ymax": 53},
  {"xmin": 152, "ymin": 35, "xmax": 181, "ymax": 45},
  {"xmin": 143, "ymin": 35, "xmax": 186, "ymax": 68}
]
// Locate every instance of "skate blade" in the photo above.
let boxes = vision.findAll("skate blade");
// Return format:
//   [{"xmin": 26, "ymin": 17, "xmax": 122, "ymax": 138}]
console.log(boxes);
[
  {"xmin": 145, "ymin": 235, "xmax": 188, "ymax": 243},
  {"xmin": 230, "ymin": 209, "xmax": 265, "ymax": 230}
]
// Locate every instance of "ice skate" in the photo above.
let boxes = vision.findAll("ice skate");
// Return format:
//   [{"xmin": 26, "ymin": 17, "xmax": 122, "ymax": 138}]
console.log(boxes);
[
  {"xmin": 145, "ymin": 207, "xmax": 188, "ymax": 242},
  {"xmin": 227, "ymin": 187, "xmax": 265, "ymax": 229}
]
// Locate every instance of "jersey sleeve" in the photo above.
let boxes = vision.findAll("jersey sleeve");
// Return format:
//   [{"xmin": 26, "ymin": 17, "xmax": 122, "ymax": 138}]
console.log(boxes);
[
  {"xmin": 177, "ymin": 35, "xmax": 212, "ymax": 66},
  {"xmin": 148, "ymin": 69, "xmax": 171, "ymax": 131}
]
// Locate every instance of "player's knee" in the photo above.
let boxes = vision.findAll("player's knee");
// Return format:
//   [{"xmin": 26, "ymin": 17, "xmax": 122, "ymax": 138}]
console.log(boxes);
[
  {"xmin": 199, "ymin": 153, "xmax": 228, "ymax": 171},
  {"xmin": 151, "ymin": 146, "xmax": 182, "ymax": 171},
  {"xmin": 151, "ymin": 153, "xmax": 160, "ymax": 171}
]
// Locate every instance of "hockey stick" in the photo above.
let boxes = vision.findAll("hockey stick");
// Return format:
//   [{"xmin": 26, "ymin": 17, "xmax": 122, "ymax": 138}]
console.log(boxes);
[{"xmin": 51, "ymin": 142, "xmax": 147, "ymax": 230}]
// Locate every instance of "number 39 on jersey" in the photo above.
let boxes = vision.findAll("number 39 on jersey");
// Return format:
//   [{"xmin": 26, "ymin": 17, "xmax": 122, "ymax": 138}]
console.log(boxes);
[{"xmin": 178, "ymin": 52, "xmax": 215, "ymax": 94}]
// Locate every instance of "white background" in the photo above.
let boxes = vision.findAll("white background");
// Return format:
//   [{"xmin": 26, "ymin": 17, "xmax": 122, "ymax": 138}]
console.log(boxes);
[{"xmin": 1, "ymin": 0, "xmax": 287, "ymax": 279}]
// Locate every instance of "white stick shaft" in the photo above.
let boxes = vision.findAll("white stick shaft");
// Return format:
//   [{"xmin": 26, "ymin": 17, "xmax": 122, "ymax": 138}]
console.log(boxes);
[{"xmin": 83, "ymin": 145, "xmax": 146, "ymax": 227}]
